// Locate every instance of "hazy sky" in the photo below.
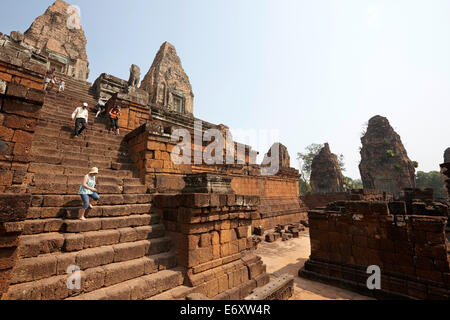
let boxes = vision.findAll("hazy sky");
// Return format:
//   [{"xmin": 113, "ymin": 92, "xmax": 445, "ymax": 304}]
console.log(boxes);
[{"xmin": 1, "ymin": 0, "xmax": 449, "ymax": 179}]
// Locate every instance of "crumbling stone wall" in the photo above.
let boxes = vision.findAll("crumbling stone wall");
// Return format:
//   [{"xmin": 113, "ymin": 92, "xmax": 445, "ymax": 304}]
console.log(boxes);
[
  {"xmin": 301, "ymin": 192, "xmax": 349, "ymax": 210},
  {"xmin": 359, "ymin": 116, "xmax": 416, "ymax": 196},
  {"xmin": 301, "ymin": 189, "xmax": 393, "ymax": 211},
  {"xmin": 92, "ymin": 73, "xmax": 128, "ymax": 100},
  {"xmin": 299, "ymin": 196, "xmax": 450, "ymax": 299},
  {"xmin": 126, "ymin": 124, "xmax": 308, "ymax": 230},
  {"xmin": 232, "ymin": 176, "xmax": 307, "ymax": 229},
  {"xmin": 0, "ymin": 49, "xmax": 45, "ymax": 192},
  {"xmin": 310, "ymin": 143, "xmax": 346, "ymax": 194},
  {"xmin": 0, "ymin": 50, "xmax": 45, "ymax": 298}
]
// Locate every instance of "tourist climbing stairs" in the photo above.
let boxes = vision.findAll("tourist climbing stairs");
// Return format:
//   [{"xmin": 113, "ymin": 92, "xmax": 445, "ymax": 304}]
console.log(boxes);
[{"xmin": 2, "ymin": 73, "xmax": 185, "ymax": 300}]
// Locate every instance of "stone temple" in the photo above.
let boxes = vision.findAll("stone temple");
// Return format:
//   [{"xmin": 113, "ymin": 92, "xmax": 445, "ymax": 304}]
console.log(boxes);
[
  {"xmin": 0, "ymin": 0, "xmax": 306, "ymax": 300},
  {"xmin": 0, "ymin": 0, "xmax": 449, "ymax": 301},
  {"xmin": 2, "ymin": 0, "xmax": 89, "ymax": 81}
]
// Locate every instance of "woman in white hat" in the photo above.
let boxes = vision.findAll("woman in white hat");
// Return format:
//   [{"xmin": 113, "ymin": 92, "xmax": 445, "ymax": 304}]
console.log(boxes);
[{"xmin": 77, "ymin": 167, "xmax": 100, "ymax": 220}]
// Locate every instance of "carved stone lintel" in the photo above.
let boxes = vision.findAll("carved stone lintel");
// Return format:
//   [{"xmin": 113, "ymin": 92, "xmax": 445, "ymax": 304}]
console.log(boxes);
[
  {"xmin": 245, "ymin": 274, "xmax": 294, "ymax": 300},
  {"xmin": 182, "ymin": 173, "xmax": 234, "ymax": 194}
]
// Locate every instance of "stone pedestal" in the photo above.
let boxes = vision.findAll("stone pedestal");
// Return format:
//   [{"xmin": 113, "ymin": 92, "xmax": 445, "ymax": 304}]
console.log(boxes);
[{"xmin": 154, "ymin": 173, "xmax": 269, "ymax": 299}]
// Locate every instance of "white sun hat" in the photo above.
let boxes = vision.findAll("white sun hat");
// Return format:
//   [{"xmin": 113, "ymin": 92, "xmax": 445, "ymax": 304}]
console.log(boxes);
[
  {"xmin": 83, "ymin": 102, "xmax": 88, "ymax": 107},
  {"xmin": 89, "ymin": 167, "xmax": 99, "ymax": 174}
]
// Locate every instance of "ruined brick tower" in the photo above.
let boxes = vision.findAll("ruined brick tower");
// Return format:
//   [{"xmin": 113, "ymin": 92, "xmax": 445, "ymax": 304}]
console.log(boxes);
[
  {"xmin": 140, "ymin": 42, "xmax": 194, "ymax": 115},
  {"xmin": 359, "ymin": 115, "xmax": 416, "ymax": 196},
  {"xmin": 22, "ymin": 0, "xmax": 89, "ymax": 80},
  {"xmin": 310, "ymin": 143, "xmax": 345, "ymax": 194}
]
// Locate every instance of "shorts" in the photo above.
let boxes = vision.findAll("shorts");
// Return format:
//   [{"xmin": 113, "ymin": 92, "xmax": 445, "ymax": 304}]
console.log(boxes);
[
  {"xmin": 44, "ymin": 78, "xmax": 55, "ymax": 84},
  {"xmin": 80, "ymin": 193, "xmax": 100, "ymax": 210}
]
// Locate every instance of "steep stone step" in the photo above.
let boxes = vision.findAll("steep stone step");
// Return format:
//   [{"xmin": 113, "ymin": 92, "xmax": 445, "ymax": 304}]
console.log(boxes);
[
  {"xmin": 37, "ymin": 116, "xmax": 116, "ymax": 134},
  {"xmin": 32, "ymin": 134, "xmax": 128, "ymax": 152},
  {"xmin": 34, "ymin": 127, "xmax": 124, "ymax": 144},
  {"xmin": 11, "ymin": 238, "xmax": 172, "ymax": 285},
  {"xmin": 29, "ymin": 154, "xmax": 134, "ymax": 171},
  {"xmin": 31, "ymin": 194, "xmax": 152, "ymax": 208},
  {"xmin": 28, "ymin": 180, "xmax": 145, "ymax": 195},
  {"xmin": 45, "ymin": 93, "xmax": 96, "ymax": 102},
  {"xmin": 123, "ymin": 178, "xmax": 144, "ymax": 186},
  {"xmin": 37, "ymin": 115, "xmax": 112, "ymax": 129},
  {"xmin": 26, "ymin": 204, "xmax": 152, "ymax": 220},
  {"xmin": 10, "ymin": 238, "xmax": 172, "ymax": 285},
  {"xmin": 29, "ymin": 183, "xmax": 129, "ymax": 196},
  {"xmin": 66, "ymin": 267, "xmax": 184, "ymax": 301},
  {"xmin": 4, "ymin": 256, "xmax": 180, "ymax": 300},
  {"xmin": 31, "ymin": 143, "xmax": 130, "ymax": 159},
  {"xmin": 20, "ymin": 214, "xmax": 160, "ymax": 235},
  {"xmin": 17, "ymin": 225, "xmax": 166, "ymax": 259},
  {"xmin": 30, "ymin": 174, "xmax": 124, "ymax": 189},
  {"xmin": 27, "ymin": 163, "xmax": 133, "ymax": 178},
  {"xmin": 148, "ymin": 285, "xmax": 194, "ymax": 300}
]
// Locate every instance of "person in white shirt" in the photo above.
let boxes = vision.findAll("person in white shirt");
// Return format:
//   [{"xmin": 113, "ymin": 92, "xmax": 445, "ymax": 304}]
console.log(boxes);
[
  {"xmin": 95, "ymin": 97, "xmax": 108, "ymax": 118},
  {"xmin": 72, "ymin": 102, "xmax": 89, "ymax": 138}
]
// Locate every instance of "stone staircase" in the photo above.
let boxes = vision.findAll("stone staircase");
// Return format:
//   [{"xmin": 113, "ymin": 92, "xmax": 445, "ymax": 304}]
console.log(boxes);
[{"xmin": 3, "ymin": 73, "xmax": 185, "ymax": 300}]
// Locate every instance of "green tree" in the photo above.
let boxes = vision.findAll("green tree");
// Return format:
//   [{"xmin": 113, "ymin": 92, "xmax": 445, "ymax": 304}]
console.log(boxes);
[
  {"xmin": 416, "ymin": 171, "xmax": 446, "ymax": 199},
  {"xmin": 344, "ymin": 177, "xmax": 363, "ymax": 190},
  {"xmin": 299, "ymin": 177, "xmax": 311, "ymax": 195}
]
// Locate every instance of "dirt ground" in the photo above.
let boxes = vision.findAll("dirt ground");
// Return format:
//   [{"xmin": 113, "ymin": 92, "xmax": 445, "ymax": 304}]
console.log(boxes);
[{"xmin": 255, "ymin": 231, "xmax": 373, "ymax": 300}]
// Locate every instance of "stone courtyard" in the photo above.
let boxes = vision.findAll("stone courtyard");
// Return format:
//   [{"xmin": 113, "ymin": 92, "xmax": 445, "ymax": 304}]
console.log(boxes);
[
  {"xmin": 0, "ymin": 0, "xmax": 448, "ymax": 301},
  {"xmin": 255, "ymin": 232, "xmax": 372, "ymax": 300}
]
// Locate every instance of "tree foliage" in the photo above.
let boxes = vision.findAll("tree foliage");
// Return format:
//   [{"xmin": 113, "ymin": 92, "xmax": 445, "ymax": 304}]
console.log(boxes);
[
  {"xmin": 416, "ymin": 171, "xmax": 446, "ymax": 199},
  {"xmin": 299, "ymin": 177, "xmax": 311, "ymax": 195},
  {"xmin": 296, "ymin": 143, "xmax": 323, "ymax": 182},
  {"xmin": 344, "ymin": 177, "xmax": 363, "ymax": 190}
]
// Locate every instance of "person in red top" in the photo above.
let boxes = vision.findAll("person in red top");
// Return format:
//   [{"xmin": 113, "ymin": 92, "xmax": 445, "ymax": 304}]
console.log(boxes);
[{"xmin": 109, "ymin": 105, "xmax": 121, "ymax": 135}]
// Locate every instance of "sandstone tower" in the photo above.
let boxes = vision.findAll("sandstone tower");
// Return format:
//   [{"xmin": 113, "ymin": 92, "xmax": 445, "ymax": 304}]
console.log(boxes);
[
  {"xmin": 140, "ymin": 42, "xmax": 194, "ymax": 115},
  {"xmin": 359, "ymin": 115, "xmax": 416, "ymax": 196},
  {"xmin": 22, "ymin": 0, "xmax": 89, "ymax": 80},
  {"xmin": 444, "ymin": 148, "xmax": 450, "ymax": 163},
  {"xmin": 262, "ymin": 143, "xmax": 291, "ymax": 168},
  {"xmin": 310, "ymin": 143, "xmax": 346, "ymax": 194}
]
